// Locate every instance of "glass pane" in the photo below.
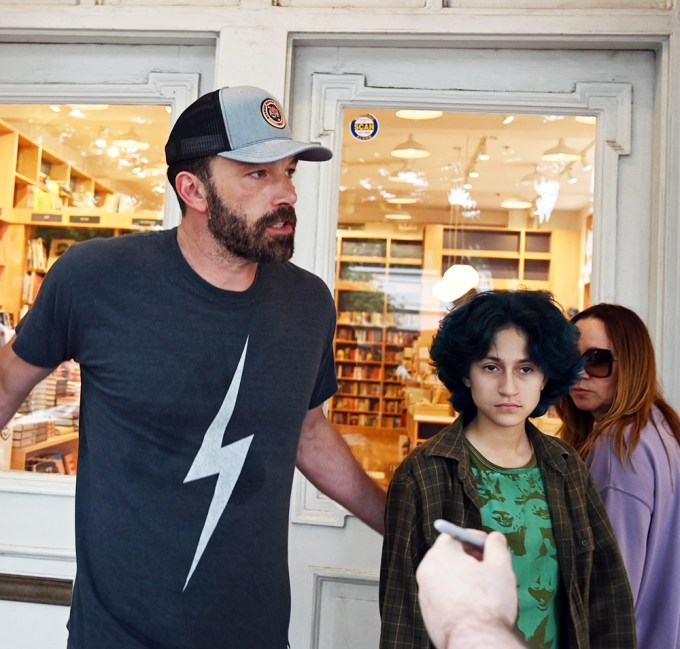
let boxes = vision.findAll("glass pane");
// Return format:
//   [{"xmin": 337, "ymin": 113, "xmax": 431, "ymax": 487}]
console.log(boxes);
[
  {"xmin": 0, "ymin": 102, "xmax": 171, "ymax": 475},
  {"xmin": 334, "ymin": 108, "xmax": 596, "ymax": 487}
]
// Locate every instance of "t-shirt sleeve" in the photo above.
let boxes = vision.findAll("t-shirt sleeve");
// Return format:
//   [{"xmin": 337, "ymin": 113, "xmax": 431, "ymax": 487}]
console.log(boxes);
[
  {"xmin": 13, "ymin": 248, "xmax": 77, "ymax": 368},
  {"xmin": 307, "ymin": 291, "xmax": 338, "ymax": 409}
]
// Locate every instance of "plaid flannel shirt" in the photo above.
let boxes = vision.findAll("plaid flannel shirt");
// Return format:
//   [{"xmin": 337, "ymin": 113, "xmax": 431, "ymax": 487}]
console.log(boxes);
[{"xmin": 379, "ymin": 419, "xmax": 636, "ymax": 649}]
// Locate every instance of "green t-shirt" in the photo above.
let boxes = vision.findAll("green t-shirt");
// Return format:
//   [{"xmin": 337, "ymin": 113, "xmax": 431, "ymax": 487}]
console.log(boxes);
[{"xmin": 468, "ymin": 440, "xmax": 561, "ymax": 649}]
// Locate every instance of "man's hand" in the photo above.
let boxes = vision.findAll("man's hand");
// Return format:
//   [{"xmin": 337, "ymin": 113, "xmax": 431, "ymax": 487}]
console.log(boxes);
[{"xmin": 416, "ymin": 531, "xmax": 521, "ymax": 649}]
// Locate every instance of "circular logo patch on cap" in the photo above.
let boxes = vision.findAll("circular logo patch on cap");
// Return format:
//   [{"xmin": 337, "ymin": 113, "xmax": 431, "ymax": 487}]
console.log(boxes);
[{"xmin": 261, "ymin": 98, "xmax": 286, "ymax": 129}]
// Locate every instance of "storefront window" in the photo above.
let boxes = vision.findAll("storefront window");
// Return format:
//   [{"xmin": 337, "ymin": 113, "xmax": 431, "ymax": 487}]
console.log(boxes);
[
  {"xmin": 334, "ymin": 108, "xmax": 596, "ymax": 487},
  {"xmin": 0, "ymin": 102, "xmax": 170, "ymax": 475}
]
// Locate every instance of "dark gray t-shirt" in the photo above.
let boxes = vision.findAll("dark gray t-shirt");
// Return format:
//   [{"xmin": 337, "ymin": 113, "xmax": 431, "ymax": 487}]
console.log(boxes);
[{"xmin": 14, "ymin": 228, "xmax": 338, "ymax": 648}]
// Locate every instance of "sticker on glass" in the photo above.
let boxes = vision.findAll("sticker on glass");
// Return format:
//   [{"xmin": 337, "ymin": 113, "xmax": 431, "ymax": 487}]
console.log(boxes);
[{"xmin": 350, "ymin": 114, "xmax": 379, "ymax": 141}]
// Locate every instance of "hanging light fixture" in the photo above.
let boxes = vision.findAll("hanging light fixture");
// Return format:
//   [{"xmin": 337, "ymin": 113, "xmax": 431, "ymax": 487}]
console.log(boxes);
[
  {"xmin": 520, "ymin": 168, "xmax": 542, "ymax": 185},
  {"xmin": 501, "ymin": 196, "xmax": 533, "ymax": 209},
  {"xmin": 112, "ymin": 128, "xmax": 150, "ymax": 152},
  {"xmin": 541, "ymin": 138, "xmax": 580, "ymax": 162},
  {"xmin": 433, "ymin": 196, "xmax": 480, "ymax": 303},
  {"xmin": 388, "ymin": 163, "xmax": 415, "ymax": 184},
  {"xmin": 433, "ymin": 264, "xmax": 480, "ymax": 302},
  {"xmin": 476, "ymin": 137, "xmax": 490, "ymax": 161},
  {"xmin": 395, "ymin": 109, "xmax": 443, "ymax": 120},
  {"xmin": 391, "ymin": 134, "xmax": 430, "ymax": 159},
  {"xmin": 385, "ymin": 195, "xmax": 418, "ymax": 205}
]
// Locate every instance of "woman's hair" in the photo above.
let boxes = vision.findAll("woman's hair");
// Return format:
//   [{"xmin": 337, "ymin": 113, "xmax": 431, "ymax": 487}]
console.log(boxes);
[
  {"xmin": 557, "ymin": 303, "xmax": 680, "ymax": 461},
  {"xmin": 429, "ymin": 290, "xmax": 582, "ymax": 425}
]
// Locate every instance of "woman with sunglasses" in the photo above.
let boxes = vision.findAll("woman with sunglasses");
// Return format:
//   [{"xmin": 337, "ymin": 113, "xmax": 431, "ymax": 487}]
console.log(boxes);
[{"xmin": 558, "ymin": 303, "xmax": 680, "ymax": 649}]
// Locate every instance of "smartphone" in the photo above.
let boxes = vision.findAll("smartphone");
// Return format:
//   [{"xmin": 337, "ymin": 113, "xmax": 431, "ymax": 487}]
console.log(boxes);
[{"xmin": 434, "ymin": 519, "xmax": 486, "ymax": 550}]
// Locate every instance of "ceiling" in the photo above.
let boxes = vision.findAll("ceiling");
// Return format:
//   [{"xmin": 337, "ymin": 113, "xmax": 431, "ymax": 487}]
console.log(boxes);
[
  {"xmin": 0, "ymin": 102, "xmax": 171, "ymax": 213},
  {"xmin": 338, "ymin": 108, "xmax": 596, "ymax": 226},
  {"xmin": 0, "ymin": 102, "xmax": 596, "ymax": 225}
]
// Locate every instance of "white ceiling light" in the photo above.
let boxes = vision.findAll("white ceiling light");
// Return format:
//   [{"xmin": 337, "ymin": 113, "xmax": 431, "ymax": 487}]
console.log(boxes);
[
  {"xmin": 575, "ymin": 115, "xmax": 597, "ymax": 125},
  {"xmin": 113, "ymin": 128, "xmax": 150, "ymax": 152},
  {"xmin": 502, "ymin": 115, "xmax": 514, "ymax": 125},
  {"xmin": 433, "ymin": 265, "xmax": 480, "ymax": 303},
  {"xmin": 396, "ymin": 110, "xmax": 443, "ymax": 120},
  {"xmin": 391, "ymin": 134, "xmax": 430, "ymax": 159},
  {"xmin": 501, "ymin": 196, "xmax": 532, "ymax": 209},
  {"xmin": 385, "ymin": 196, "xmax": 418, "ymax": 205},
  {"xmin": 542, "ymin": 138, "xmax": 581, "ymax": 162},
  {"xmin": 389, "ymin": 163, "xmax": 427, "ymax": 187},
  {"xmin": 384, "ymin": 212, "xmax": 412, "ymax": 220}
]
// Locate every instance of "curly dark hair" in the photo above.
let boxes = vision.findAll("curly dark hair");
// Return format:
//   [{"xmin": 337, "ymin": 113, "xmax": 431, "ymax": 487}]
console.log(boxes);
[{"xmin": 429, "ymin": 290, "xmax": 582, "ymax": 424}]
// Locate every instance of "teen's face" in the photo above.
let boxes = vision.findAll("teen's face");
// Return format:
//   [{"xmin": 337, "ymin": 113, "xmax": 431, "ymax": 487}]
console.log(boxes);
[
  {"xmin": 570, "ymin": 317, "xmax": 617, "ymax": 421},
  {"xmin": 468, "ymin": 327, "xmax": 545, "ymax": 433},
  {"xmin": 203, "ymin": 156, "xmax": 299, "ymax": 263}
]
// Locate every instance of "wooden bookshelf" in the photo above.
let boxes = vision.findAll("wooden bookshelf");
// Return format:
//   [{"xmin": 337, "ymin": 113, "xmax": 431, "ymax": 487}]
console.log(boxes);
[
  {"xmin": 0, "ymin": 117, "xmax": 163, "ymax": 322},
  {"xmin": 10, "ymin": 430, "xmax": 79, "ymax": 471}
]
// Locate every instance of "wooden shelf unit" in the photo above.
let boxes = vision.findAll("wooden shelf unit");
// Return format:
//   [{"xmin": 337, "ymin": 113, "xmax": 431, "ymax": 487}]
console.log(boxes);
[
  {"xmin": 331, "ymin": 322, "xmax": 418, "ymax": 431},
  {"xmin": 0, "ymin": 117, "xmax": 163, "ymax": 322},
  {"xmin": 10, "ymin": 430, "xmax": 79, "ymax": 471},
  {"xmin": 421, "ymin": 223, "xmax": 582, "ymax": 310},
  {"xmin": 330, "ymin": 232, "xmax": 423, "ymax": 434}
]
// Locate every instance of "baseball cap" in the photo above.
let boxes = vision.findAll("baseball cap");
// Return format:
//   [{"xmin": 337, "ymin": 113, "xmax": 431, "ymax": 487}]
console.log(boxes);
[{"xmin": 165, "ymin": 86, "xmax": 332, "ymax": 165}]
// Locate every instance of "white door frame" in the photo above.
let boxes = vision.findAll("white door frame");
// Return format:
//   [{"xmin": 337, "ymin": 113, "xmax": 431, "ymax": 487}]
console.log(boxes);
[{"xmin": 291, "ymin": 71, "xmax": 632, "ymax": 528}]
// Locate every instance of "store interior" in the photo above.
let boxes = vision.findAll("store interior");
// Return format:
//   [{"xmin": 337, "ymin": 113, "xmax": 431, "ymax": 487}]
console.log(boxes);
[{"xmin": 0, "ymin": 102, "xmax": 595, "ymax": 483}]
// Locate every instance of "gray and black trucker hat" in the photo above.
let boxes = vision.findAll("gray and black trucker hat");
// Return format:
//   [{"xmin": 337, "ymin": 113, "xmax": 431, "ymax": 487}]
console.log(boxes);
[{"xmin": 165, "ymin": 86, "xmax": 332, "ymax": 165}]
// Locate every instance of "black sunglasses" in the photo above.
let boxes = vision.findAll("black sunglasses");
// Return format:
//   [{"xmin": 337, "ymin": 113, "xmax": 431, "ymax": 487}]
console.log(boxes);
[{"xmin": 581, "ymin": 348, "xmax": 616, "ymax": 378}]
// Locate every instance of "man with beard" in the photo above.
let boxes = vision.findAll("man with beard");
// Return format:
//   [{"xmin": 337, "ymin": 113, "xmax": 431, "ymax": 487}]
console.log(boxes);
[{"xmin": 0, "ymin": 86, "xmax": 386, "ymax": 648}]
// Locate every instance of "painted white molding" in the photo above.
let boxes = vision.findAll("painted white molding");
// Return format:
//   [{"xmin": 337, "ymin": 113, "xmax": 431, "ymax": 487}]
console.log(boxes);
[
  {"xmin": 0, "ymin": 472, "xmax": 74, "ymax": 497},
  {"xmin": 290, "ymin": 469, "xmax": 350, "ymax": 528},
  {"xmin": 0, "ymin": 543, "xmax": 75, "ymax": 563},
  {"xmin": 295, "ymin": 72, "xmax": 633, "ymax": 528},
  {"xmin": 309, "ymin": 565, "xmax": 379, "ymax": 649}
]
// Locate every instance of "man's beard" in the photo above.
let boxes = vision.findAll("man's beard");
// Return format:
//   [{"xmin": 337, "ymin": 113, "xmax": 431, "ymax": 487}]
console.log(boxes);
[{"xmin": 204, "ymin": 178, "xmax": 296, "ymax": 264}]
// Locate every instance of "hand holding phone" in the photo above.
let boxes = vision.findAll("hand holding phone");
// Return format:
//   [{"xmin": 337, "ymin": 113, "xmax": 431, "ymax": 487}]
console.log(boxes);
[{"xmin": 434, "ymin": 519, "xmax": 486, "ymax": 550}]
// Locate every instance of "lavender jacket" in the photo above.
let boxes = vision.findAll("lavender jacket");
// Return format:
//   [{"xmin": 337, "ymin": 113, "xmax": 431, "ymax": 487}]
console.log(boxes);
[{"xmin": 587, "ymin": 405, "xmax": 680, "ymax": 649}]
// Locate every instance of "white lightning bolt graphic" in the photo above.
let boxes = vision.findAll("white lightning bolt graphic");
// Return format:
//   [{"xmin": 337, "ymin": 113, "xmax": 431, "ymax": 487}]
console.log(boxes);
[{"xmin": 183, "ymin": 337, "xmax": 253, "ymax": 590}]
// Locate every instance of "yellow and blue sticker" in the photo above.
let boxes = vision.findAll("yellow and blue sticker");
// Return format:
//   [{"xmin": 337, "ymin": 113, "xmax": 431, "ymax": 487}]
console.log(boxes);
[{"xmin": 350, "ymin": 114, "xmax": 379, "ymax": 141}]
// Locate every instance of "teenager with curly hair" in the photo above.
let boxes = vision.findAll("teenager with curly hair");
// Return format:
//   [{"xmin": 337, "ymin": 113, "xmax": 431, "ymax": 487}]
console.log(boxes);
[{"xmin": 380, "ymin": 290, "xmax": 636, "ymax": 649}]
